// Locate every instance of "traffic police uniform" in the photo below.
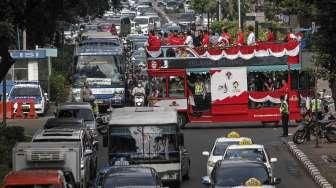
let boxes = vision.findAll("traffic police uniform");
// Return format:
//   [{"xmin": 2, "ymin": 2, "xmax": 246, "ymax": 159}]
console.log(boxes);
[{"xmin": 280, "ymin": 99, "xmax": 289, "ymax": 136}]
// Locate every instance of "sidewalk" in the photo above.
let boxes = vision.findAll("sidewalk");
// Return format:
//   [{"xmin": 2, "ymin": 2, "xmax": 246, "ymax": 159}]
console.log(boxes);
[{"xmin": 298, "ymin": 141, "xmax": 336, "ymax": 187}]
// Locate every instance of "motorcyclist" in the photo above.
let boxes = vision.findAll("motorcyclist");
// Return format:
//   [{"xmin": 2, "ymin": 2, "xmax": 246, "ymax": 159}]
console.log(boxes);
[{"xmin": 132, "ymin": 82, "xmax": 146, "ymax": 96}]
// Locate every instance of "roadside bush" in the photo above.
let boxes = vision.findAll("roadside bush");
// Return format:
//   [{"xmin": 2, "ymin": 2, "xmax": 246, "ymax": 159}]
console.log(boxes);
[{"xmin": 49, "ymin": 73, "xmax": 70, "ymax": 103}]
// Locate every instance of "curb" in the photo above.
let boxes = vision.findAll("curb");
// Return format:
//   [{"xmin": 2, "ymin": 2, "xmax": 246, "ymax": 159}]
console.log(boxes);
[{"xmin": 285, "ymin": 141, "xmax": 334, "ymax": 188}]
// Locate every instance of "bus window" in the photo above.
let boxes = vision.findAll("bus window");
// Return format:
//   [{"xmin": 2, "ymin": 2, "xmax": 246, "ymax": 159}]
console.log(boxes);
[{"xmin": 168, "ymin": 76, "xmax": 184, "ymax": 98}]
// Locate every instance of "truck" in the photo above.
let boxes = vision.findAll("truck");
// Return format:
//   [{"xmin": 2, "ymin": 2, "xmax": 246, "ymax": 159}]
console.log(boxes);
[
  {"xmin": 102, "ymin": 107, "xmax": 190, "ymax": 187},
  {"xmin": 8, "ymin": 142, "xmax": 86, "ymax": 188}
]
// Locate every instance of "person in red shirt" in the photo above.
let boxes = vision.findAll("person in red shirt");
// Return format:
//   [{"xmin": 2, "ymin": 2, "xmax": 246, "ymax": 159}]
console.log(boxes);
[
  {"xmin": 236, "ymin": 28, "xmax": 245, "ymax": 45},
  {"xmin": 266, "ymin": 27, "xmax": 276, "ymax": 42},
  {"xmin": 168, "ymin": 31, "xmax": 184, "ymax": 45},
  {"xmin": 146, "ymin": 30, "xmax": 161, "ymax": 50},
  {"xmin": 109, "ymin": 24, "xmax": 118, "ymax": 35},
  {"xmin": 202, "ymin": 30, "xmax": 210, "ymax": 47},
  {"xmin": 278, "ymin": 79, "xmax": 289, "ymax": 93}
]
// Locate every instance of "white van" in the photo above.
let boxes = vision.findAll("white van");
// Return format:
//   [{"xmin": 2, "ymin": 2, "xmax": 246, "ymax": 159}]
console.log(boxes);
[{"xmin": 133, "ymin": 16, "xmax": 151, "ymax": 34}]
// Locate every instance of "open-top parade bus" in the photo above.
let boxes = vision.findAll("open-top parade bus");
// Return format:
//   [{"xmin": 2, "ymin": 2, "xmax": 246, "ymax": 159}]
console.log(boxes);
[{"xmin": 145, "ymin": 41, "xmax": 302, "ymax": 127}]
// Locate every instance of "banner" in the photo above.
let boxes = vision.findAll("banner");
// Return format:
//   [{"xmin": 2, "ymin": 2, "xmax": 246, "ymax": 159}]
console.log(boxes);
[{"xmin": 211, "ymin": 67, "xmax": 247, "ymax": 102}]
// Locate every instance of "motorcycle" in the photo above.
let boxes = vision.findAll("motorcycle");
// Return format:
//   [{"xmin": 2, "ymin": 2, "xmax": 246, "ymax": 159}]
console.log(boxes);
[
  {"xmin": 293, "ymin": 113, "xmax": 336, "ymax": 144},
  {"xmin": 134, "ymin": 92, "xmax": 145, "ymax": 107}
]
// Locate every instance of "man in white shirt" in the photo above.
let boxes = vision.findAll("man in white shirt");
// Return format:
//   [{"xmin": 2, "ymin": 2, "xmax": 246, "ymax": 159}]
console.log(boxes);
[{"xmin": 247, "ymin": 26, "xmax": 256, "ymax": 46}]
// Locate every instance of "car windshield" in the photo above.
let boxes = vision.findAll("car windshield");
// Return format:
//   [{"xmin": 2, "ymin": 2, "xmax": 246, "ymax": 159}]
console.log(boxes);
[
  {"xmin": 109, "ymin": 125, "xmax": 178, "ymax": 160},
  {"xmin": 224, "ymin": 148, "xmax": 266, "ymax": 162},
  {"xmin": 74, "ymin": 55, "xmax": 122, "ymax": 86},
  {"xmin": 11, "ymin": 87, "xmax": 40, "ymax": 97},
  {"xmin": 57, "ymin": 109, "xmax": 94, "ymax": 121},
  {"xmin": 103, "ymin": 175, "xmax": 155, "ymax": 187},
  {"xmin": 214, "ymin": 165, "xmax": 270, "ymax": 186},
  {"xmin": 213, "ymin": 141, "xmax": 239, "ymax": 156}
]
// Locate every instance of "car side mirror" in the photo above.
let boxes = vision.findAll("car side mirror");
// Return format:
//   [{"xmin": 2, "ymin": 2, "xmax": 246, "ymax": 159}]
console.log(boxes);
[
  {"xmin": 272, "ymin": 177, "xmax": 281, "ymax": 185},
  {"xmin": 270, "ymin": 158, "xmax": 278, "ymax": 163},
  {"xmin": 84, "ymin": 149, "xmax": 93, "ymax": 156},
  {"xmin": 201, "ymin": 176, "xmax": 211, "ymax": 185},
  {"xmin": 202, "ymin": 151, "xmax": 210, "ymax": 157}
]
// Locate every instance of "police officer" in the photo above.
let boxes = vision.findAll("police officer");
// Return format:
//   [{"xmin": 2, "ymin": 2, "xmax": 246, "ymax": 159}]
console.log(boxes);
[
  {"xmin": 280, "ymin": 95, "xmax": 289, "ymax": 137},
  {"xmin": 194, "ymin": 77, "xmax": 205, "ymax": 111},
  {"xmin": 310, "ymin": 93, "xmax": 322, "ymax": 120}
]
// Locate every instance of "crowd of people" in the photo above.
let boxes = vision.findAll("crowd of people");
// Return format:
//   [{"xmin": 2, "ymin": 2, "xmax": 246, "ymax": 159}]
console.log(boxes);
[{"xmin": 146, "ymin": 26, "xmax": 301, "ymax": 49}]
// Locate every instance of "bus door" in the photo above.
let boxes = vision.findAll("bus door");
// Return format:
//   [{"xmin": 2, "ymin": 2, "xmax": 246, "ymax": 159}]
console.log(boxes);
[{"xmin": 186, "ymin": 68, "xmax": 211, "ymax": 112}]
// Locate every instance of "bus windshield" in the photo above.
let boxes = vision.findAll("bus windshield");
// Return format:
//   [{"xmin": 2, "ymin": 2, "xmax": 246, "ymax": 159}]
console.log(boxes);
[
  {"xmin": 134, "ymin": 18, "xmax": 149, "ymax": 25},
  {"xmin": 109, "ymin": 125, "xmax": 179, "ymax": 161},
  {"xmin": 74, "ymin": 55, "xmax": 122, "ymax": 86}
]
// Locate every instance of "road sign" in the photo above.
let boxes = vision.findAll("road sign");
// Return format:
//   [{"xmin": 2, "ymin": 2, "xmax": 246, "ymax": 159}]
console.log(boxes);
[{"xmin": 9, "ymin": 50, "xmax": 47, "ymax": 59}]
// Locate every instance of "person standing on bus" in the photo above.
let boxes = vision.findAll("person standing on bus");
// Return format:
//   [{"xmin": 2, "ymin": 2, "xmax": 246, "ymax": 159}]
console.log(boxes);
[
  {"xmin": 280, "ymin": 95, "xmax": 289, "ymax": 137},
  {"xmin": 236, "ymin": 28, "xmax": 245, "ymax": 46},
  {"xmin": 202, "ymin": 30, "xmax": 210, "ymax": 47},
  {"xmin": 247, "ymin": 26, "xmax": 256, "ymax": 46},
  {"xmin": 266, "ymin": 27, "xmax": 276, "ymax": 42},
  {"xmin": 218, "ymin": 27, "xmax": 231, "ymax": 46},
  {"xmin": 184, "ymin": 30, "xmax": 194, "ymax": 47},
  {"xmin": 146, "ymin": 30, "xmax": 161, "ymax": 50}
]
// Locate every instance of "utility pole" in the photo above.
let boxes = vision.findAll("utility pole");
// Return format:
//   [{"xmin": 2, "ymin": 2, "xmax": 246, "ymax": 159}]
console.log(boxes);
[
  {"xmin": 218, "ymin": 0, "xmax": 222, "ymax": 20},
  {"xmin": 23, "ymin": 30, "xmax": 27, "ymax": 50},
  {"xmin": 238, "ymin": 0, "xmax": 241, "ymax": 29}
]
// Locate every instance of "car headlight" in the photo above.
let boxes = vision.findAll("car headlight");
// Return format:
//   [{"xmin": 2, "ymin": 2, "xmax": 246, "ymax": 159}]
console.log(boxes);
[{"xmin": 207, "ymin": 160, "xmax": 216, "ymax": 167}]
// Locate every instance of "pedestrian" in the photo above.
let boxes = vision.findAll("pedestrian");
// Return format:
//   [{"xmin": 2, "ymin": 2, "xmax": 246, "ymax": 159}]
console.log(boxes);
[
  {"xmin": 280, "ymin": 95, "xmax": 289, "ymax": 137},
  {"xmin": 246, "ymin": 26, "xmax": 256, "ymax": 45},
  {"xmin": 80, "ymin": 81, "xmax": 93, "ymax": 102}
]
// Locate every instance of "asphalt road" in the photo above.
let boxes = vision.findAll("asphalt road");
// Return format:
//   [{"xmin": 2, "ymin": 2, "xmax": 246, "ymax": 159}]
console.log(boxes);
[{"xmin": 10, "ymin": 118, "xmax": 318, "ymax": 188}]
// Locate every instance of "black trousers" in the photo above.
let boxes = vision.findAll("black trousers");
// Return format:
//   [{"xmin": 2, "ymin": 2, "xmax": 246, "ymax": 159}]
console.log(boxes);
[{"xmin": 282, "ymin": 114, "xmax": 289, "ymax": 136}]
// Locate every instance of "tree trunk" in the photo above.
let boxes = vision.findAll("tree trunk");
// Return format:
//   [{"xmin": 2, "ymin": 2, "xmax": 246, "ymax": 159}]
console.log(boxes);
[{"xmin": 329, "ymin": 77, "xmax": 336, "ymax": 110}]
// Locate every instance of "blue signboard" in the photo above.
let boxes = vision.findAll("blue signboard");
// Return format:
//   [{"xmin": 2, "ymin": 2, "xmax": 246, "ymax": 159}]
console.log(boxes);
[{"xmin": 9, "ymin": 50, "xmax": 47, "ymax": 59}]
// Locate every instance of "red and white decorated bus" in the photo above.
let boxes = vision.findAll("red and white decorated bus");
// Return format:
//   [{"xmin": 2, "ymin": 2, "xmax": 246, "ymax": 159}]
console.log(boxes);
[{"xmin": 145, "ymin": 41, "xmax": 302, "ymax": 127}]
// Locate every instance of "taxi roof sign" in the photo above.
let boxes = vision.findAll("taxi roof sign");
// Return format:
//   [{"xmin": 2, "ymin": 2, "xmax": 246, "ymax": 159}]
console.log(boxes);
[
  {"xmin": 245, "ymin": 177, "xmax": 262, "ymax": 186},
  {"xmin": 227, "ymin": 131, "xmax": 240, "ymax": 138},
  {"xmin": 239, "ymin": 138, "xmax": 253, "ymax": 145}
]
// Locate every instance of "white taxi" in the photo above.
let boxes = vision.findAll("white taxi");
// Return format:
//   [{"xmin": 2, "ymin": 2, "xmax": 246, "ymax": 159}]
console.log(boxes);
[
  {"xmin": 202, "ymin": 131, "xmax": 253, "ymax": 177},
  {"xmin": 223, "ymin": 140, "xmax": 277, "ymax": 177}
]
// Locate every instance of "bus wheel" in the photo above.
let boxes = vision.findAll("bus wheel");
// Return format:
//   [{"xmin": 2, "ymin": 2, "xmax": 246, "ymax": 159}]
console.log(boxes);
[{"xmin": 177, "ymin": 113, "xmax": 187, "ymax": 129}]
